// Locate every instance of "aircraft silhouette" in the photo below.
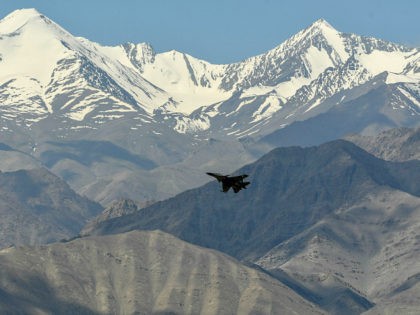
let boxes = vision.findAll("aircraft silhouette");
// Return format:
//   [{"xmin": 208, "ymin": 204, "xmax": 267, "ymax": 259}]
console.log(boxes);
[{"xmin": 206, "ymin": 172, "xmax": 250, "ymax": 193}]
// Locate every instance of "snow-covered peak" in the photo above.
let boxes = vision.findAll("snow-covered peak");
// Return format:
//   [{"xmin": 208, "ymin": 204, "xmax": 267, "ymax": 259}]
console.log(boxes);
[
  {"xmin": 0, "ymin": 8, "xmax": 77, "ymax": 46},
  {"xmin": 279, "ymin": 18, "xmax": 347, "ymax": 62},
  {"xmin": 0, "ymin": 8, "xmax": 170, "ymax": 120},
  {"xmin": 0, "ymin": 8, "xmax": 47, "ymax": 34},
  {"xmin": 0, "ymin": 9, "xmax": 76, "ymax": 85},
  {"xmin": 139, "ymin": 49, "xmax": 230, "ymax": 114},
  {"xmin": 281, "ymin": 18, "xmax": 340, "ymax": 46},
  {"xmin": 0, "ymin": 9, "xmax": 418, "ymax": 137},
  {"xmin": 309, "ymin": 18, "xmax": 336, "ymax": 31},
  {"xmin": 216, "ymin": 18, "xmax": 349, "ymax": 98},
  {"xmin": 0, "ymin": 8, "xmax": 41, "ymax": 22}
]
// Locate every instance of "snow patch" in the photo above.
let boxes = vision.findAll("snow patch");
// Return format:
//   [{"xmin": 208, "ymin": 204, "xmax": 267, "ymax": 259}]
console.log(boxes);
[
  {"xmin": 304, "ymin": 46, "xmax": 335, "ymax": 78},
  {"xmin": 386, "ymin": 73, "xmax": 420, "ymax": 84},
  {"xmin": 319, "ymin": 23, "xmax": 348, "ymax": 62},
  {"xmin": 140, "ymin": 51, "xmax": 230, "ymax": 114},
  {"xmin": 304, "ymin": 99, "xmax": 322, "ymax": 113},
  {"xmin": 358, "ymin": 51, "xmax": 414, "ymax": 76},
  {"xmin": 398, "ymin": 87, "xmax": 420, "ymax": 108},
  {"xmin": 251, "ymin": 95, "xmax": 282, "ymax": 122},
  {"xmin": 174, "ymin": 115, "xmax": 210, "ymax": 134}
]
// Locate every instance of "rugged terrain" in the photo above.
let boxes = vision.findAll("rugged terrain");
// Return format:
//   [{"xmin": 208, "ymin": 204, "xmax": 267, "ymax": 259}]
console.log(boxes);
[
  {"xmin": 346, "ymin": 126, "xmax": 420, "ymax": 161},
  {"xmin": 0, "ymin": 168, "xmax": 102, "ymax": 248},
  {"xmin": 0, "ymin": 230, "xmax": 324, "ymax": 315},
  {"xmin": 84, "ymin": 139, "xmax": 420, "ymax": 314},
  {"xmin": 0, "ymin": 9, "xmax": 418, "ymax": 204},
  {"xmin": 0, "ymin": 7, "xmax": 419, "ymax": 314}
]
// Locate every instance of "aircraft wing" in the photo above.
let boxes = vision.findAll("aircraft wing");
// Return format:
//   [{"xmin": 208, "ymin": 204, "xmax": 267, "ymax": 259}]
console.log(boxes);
[
  {"xmin": 232, "ymin": 181, "xmax": 250, "ymax": 193},
  {"xmin": 206, "ymin": 172, "xmax": 226, "ymax": 182}
]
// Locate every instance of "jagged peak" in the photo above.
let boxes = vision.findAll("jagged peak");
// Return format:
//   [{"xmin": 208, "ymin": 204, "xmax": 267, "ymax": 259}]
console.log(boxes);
[
  {"xmin": 122, "ymin": 42, "xmax": 156, "ymax": 67},
  {"xmin": 135, "ymin": 42, "xmax": 156, "ymax": 58},
  {"xmin": 123, "ymin": 41, "xmax": 154, "ymax": 52},
  {"xmin": 290, "ymin": 18, "xmax": 341, "ymax": 44},
  {"xmin": 310, "ymin": 18, "xmax": 336, "ymax": 31},
  {"xmin": 266, "ymin": 17, "xmax": 350, "ymax": 64},
  {"xmin": 266, "ymin": 18, "xmax": 340, "ymax": 54},
  {"xmin": 137, "ymin": 42, "xmax": 154, "ymax": 51},
  {"xmin": 293, "ymin": 18, "xmax": 340, "ymax": 41}
]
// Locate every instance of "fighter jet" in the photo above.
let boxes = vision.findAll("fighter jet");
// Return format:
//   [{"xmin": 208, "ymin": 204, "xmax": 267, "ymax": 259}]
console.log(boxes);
[{"xmin": 206, "ymin": 172, "xmax": 250, "ymax": 193}]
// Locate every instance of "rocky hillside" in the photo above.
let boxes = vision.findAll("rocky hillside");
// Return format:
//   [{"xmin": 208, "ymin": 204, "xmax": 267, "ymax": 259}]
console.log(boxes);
[
  {"xmin": 346, "ymin": 127, "xmax": 420, "ymax": 161},
  {"xmin": 83, "ymin": 139, "xmax": 420, "ymax": 314},
  {"xmin": 0, "ymin": 168, "xmax": 102, "ymax": 248},
  {"xmin": 0, "ymin": 230, "xmax": 324, "ymax": 315},
  {"xmin": 85, "ymin": 140, "xmax": 420, "ymax": 259}
]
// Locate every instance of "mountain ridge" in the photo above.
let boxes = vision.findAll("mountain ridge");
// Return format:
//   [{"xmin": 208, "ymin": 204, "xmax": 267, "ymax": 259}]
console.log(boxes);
[
  {"xmin": 0, "ymin": 229, "xmax": 325, "ymax": 314},
  {"xmin": 0, "ymin": 8, "xmax": 419, "ymax": 204},
  {"xmin": 82, "ymin": 138, "xmax": 420, "ymax": 314},
  {"xmin": 1, "ymin": 8, "xmax": 418, "ymax": 128},
  {"xmin": 85, "ymin": 139, "xmax": 420, "ymax": 258}
]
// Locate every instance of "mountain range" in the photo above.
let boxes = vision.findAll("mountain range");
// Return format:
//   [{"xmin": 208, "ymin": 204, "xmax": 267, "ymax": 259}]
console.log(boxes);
[
  {"xmin": 0, "ymin": 8, "xmax": 419, "ymax": 204},
  {"xmin": 0, "ymin": 129, "xmax": 418, "ymax": 313},
  {"xmin": 84, "ymin": 139, "xmax": 420, "ymax": 314},
  {"xmin": 0, "ymin": 8, "xmax": 419, "ymax": 313}
]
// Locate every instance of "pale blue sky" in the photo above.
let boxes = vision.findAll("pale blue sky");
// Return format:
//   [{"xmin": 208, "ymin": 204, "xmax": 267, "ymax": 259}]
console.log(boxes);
[{"xmin": 0, "ymin": 0, "xmax": 419, "ymax": 63}]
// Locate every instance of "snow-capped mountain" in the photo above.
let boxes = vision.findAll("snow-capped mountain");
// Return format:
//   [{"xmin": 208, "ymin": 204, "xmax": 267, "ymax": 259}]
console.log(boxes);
[
  {"xmin": 0, "ymin": 9, "xmax": 167, "ymax": 125},
  {"xmin": 0, "ymin": 9, "xmax": 418, "ymax": 136},
  {"xmin": 0, "ymin": 8, "xmax": 419, "ymax": 204}
]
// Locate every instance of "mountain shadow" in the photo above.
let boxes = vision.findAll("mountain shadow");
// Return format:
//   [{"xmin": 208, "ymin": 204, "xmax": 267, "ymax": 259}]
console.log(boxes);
[
  {"xmin": 41, "ymin": 140, "xmax": 156, "ymax": 170},
  {"xmin": 0, "ymin": 143, "xmax": 14, "ymax": 151},
  {"xmin": 0, "ymin": 273, "xmax": 102, "ymax": 315}
]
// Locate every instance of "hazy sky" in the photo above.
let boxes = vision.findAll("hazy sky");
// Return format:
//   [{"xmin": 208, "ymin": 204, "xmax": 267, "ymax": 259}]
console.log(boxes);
[{"xmin": 1, "ymin": 0, "xmax": 419, "ymax": 63}]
